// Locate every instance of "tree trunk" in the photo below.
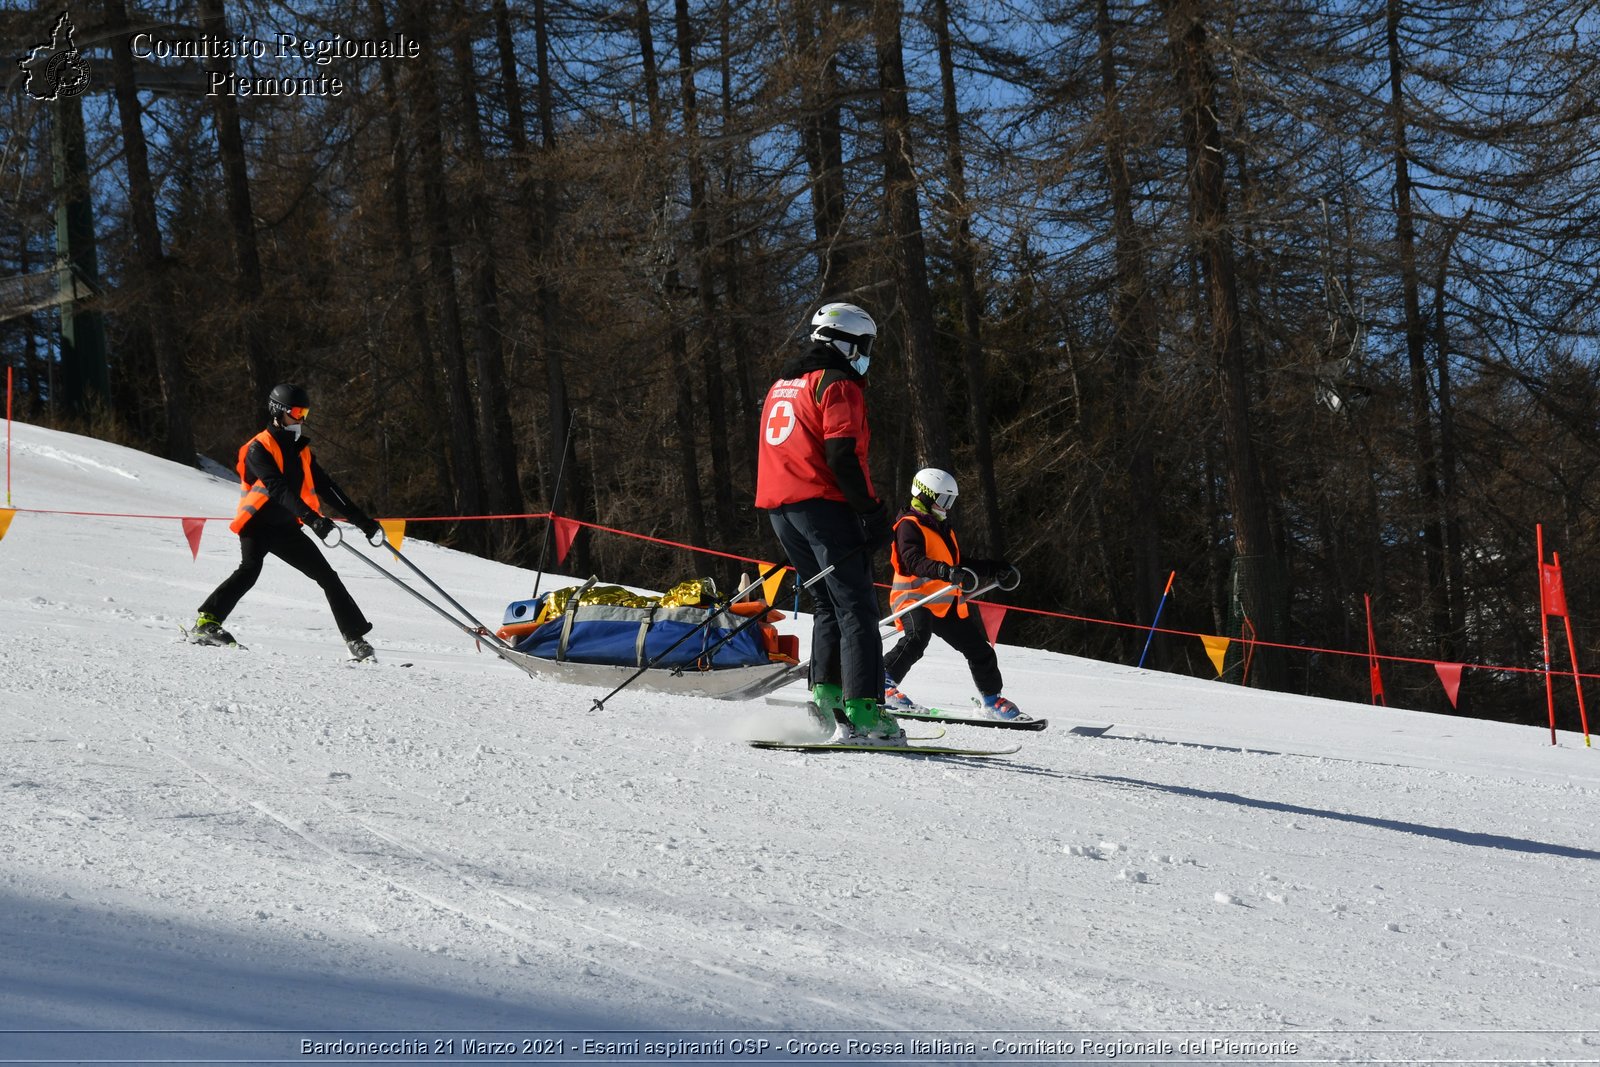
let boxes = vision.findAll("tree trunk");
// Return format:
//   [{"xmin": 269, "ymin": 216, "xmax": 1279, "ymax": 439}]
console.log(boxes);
[
  {"xmin": 795, "ymin": 1, "xmax": 851, "ymax": 293},
  {"xmin": 447, "ymin": 0, "xmax": 525, "ymax": 556},
  {"xmin": 1096, "ymin": 0, "xmax": 1164, "ymax": 647},
  {"xmin": 399, "ymin": 0, "xmax": 486, "ymax": 550},
  {"xmin": 930, "ymin": 0, "xmax": 1003, "ymax": 553},
  {"xmin": 715, "ymin": 0, "xmax": 758, "ymax": 487},
  {"xmin": 634, "ymin": 0, "xmax": 709, "ymax": 546},
  {"xmin": 1386, "ymin": 0, "xmax": 1452, "ymax": 658},
  {"xmin": 367, "ymin": 0, "xmax": 453, "ymax": 505},
  {"xmin": 489, "ymin": 0, "xmax": 548, "ymax": 516},
  {"xmin": 1162, "ymin": 0, "xmax": 1281, "ymax": 683},
  {"xmin": 529, "ymin": 0, "xmax": 590, "ymax": 573},
  {"xmin": 675, "ymin": 0, "xmax": 736, "ymax": 541},
  {"xmin": 874, "ymin": 0, "xmax": 949, "ymax": 469},
  {"xmin": 104, "ymin": 0, "xmax": 193, "ymax": 464},
  {"xmin": 1433, "ymin": 218, "xmax": 1466, "ymax": 665},
  {"xmin": 195, "ymin": 0, "xmax": 275, "ymax": 406}
]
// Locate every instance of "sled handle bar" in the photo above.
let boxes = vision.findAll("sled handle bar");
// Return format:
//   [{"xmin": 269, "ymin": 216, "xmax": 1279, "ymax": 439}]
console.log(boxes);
[{"xmin": 337, "ymin": 541, "xmax": 526, "ymax": 670}]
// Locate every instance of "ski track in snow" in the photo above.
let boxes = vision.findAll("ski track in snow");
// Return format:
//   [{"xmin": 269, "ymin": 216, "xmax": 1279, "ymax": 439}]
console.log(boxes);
[{"xmin": 3, "ymin": 420, "xmax": 1600, "ymax": 1062}]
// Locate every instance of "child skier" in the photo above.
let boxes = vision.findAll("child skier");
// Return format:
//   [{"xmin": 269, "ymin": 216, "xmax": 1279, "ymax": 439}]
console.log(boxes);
[{"xmin": 882, "ymin": 468, "xmax": 1023, "ymax": 719}]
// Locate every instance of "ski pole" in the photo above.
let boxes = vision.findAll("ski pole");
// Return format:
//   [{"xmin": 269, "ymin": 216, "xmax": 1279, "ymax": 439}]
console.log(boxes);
[
  {"xmin": 589, "ymin": 559, "xmax": 792, "ymax": 711},
  {"xmin": 533, "ymin": 418, "xmax": 577, "ymax": 600}
]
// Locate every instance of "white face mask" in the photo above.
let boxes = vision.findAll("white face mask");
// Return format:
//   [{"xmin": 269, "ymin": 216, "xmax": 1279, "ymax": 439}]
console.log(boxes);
[
  {"xmin": 285, "ymin": 422, "xmax": 303, "ymax": 441},
  {"xmin": 850, "ymin": 353, "xmax": 870, "ymax": 376}
]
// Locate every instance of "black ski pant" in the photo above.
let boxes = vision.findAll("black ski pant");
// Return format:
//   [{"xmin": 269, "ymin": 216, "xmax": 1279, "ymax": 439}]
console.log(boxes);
[
  {"xmin": 884, "ymin": 605, "xmax": 1002, "ymax": 697},
  {"xmin": 767, "ymin": 498, "xmax": 882, "ymax": 703},
  {"xmin": 199, "ymin": 522, "xmax": 372, "ymax": 639}
]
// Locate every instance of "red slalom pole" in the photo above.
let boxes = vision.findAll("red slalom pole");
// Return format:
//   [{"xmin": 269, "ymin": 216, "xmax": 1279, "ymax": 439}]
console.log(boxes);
[
  {"xmin": 1365, "ymin": 593, "xmax": 1386, "ymax": 707},
  {"xmin": 1554, "ymin": 552, "xmax": 1591, "ymax": 747},
  {"xmin": 1539, "ymin": 524, "xmax": 1556, "ymax": 745}
]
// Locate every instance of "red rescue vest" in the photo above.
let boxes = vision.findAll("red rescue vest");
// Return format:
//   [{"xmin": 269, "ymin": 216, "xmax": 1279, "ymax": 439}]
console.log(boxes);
[
  {"xmin": 889, "ymin": 513, "xmax": 967, "ymax": 620},
  {"xmin": 755, "ymin": 369, "xmax": 873, "ymax": 508},
  {"xmin": 229, "ymin": 430, "xmax": 319, "ymax": 534}
]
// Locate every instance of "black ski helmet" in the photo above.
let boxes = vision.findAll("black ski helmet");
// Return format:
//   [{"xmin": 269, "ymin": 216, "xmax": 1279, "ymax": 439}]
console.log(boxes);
[{"xmin": 267, "ymin": 383, "xmax": 310, "ymax": 422}]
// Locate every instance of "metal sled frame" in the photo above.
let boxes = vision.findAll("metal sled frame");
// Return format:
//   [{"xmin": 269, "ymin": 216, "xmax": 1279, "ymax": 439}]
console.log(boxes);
[{"xmin": 500, "ymin": 649, "xmax": 806, "ymax": 701}]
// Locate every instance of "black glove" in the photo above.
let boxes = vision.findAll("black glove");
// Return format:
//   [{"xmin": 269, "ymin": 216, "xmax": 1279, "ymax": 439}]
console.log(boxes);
[
  {"xmin": 353, "ymin": 513, "xmax": 382, "ymax": 540},
  {"xmin": 997, "ymin": 562, "xmax": 1022, "ymax": 591},
  {"xmin": 933, "ymin": 562, "xmax": 978, "ymax": 592},
  {"xmin": 860, "ymin": 502, "xmax": 894, "ymax": 551},
  {"xmin": 308, "ymin": 514, "xmax": 334, "ymax": 540}
]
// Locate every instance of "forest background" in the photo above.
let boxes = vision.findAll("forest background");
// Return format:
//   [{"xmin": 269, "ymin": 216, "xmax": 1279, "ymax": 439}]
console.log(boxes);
[{"xmin": 2, "ymin": 0, "xmax": 1598, "ymax": 724}]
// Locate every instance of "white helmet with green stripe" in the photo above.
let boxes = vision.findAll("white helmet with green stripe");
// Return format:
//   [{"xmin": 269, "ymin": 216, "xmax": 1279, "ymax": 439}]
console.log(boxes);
[{"xmin": 911, "ymin": 468, "xmax": 958, "ymax": 520}]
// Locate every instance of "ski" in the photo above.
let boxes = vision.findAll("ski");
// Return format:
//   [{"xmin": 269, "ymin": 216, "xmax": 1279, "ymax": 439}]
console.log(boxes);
[
  {"xmin": 794, "ymin": 726, "xmax": 947, "ymax": 743},
  {"xmin": 891, "ymin": 706, "xmax": 1049, "ymax": 732},
  {"xmin": 767, "ymin": 694, "xmax": 1045, "ymax": 731},
  {"xmin": 766, "ymin": 694, "xmax": 1050, "ymax": 732},
  {"xmin": 750, "ymin": 738, "xmax": 1019, "ymax": 757}
]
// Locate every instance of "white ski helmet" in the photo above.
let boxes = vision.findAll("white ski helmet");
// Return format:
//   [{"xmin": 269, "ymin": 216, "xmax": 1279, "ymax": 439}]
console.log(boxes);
[
  {"xmin": 810, "ymin": 302, "xmax": 877, "ymax": 376},
  {"xmin": 911, "ymin": 467, "xmax": 959, "ymax": 520}
]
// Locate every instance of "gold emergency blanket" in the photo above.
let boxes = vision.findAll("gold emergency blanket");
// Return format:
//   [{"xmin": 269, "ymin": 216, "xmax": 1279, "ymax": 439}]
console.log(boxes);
[{"xmin": 534, "ymin": 577, "xmax": 717, "ymax": 626}]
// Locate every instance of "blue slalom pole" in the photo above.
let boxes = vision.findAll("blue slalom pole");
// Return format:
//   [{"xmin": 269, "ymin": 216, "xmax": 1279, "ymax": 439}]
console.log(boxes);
[{"xmin": 1137, "ymin": 570, "xmax": 1177, "ymax": 669}]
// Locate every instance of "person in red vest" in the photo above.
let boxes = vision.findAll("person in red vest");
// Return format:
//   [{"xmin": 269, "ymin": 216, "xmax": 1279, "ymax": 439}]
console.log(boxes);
[
  {"xmin": 883, "ymin": 468, "xmax": 1023, "ymax": 719},
  {"xmin": 756, "ymin": 302, "xmax": 900, "ymax": 743},
  {"xmin": 192, "ymin": 384, "xmax": 386, "ymax": 660}
]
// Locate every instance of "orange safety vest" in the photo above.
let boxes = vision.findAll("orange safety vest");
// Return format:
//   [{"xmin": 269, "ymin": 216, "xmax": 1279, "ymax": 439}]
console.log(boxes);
[
  {"xmin": 888, "ymin": 513, "xmax": 967, "ymax": 620},
  {"xmin": 229, "ymin": 429, "xmax": 319, "ymax": 533}
]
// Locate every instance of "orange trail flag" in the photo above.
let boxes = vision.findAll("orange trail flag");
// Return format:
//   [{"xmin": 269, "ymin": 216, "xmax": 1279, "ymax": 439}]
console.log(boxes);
[
  {"xmin": 181, "ymin": 517, "xmax": 206, "ymax": 560},
  {"xmin": 378, "ymin": 519, "xmax": 406, "ymax": 552},
  {"xmin": 759, "ymin": 563, "xmax": 786, "ymax": 607},
  {"xmin": 0, "ymin": 507, "xmax": 14, "ymax": 544},
  {"xmin": 1201, "ymin": 635, "xmax": 1229, "ymax": 676}
]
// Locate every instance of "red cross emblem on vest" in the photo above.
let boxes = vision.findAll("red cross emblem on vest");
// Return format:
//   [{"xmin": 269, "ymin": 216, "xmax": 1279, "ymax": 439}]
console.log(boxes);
[{"xmin": 764, "ymin": 400, "xmax": 796, "ymax": 445}]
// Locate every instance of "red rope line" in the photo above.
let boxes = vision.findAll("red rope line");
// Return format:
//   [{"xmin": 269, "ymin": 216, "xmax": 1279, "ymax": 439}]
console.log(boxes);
[{"xmin": 6, "ymin": 505, "xmax": 1594, "ymax": 684}]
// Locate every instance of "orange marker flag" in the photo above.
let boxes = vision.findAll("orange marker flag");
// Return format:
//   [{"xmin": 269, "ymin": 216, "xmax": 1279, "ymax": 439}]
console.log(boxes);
[
  {"xmin": 0, "ymin": 507, "xmax": 14, "ymax": 544},
  {"xmin": 181, "ymin": 517, "xmax": 206, "ymax": 560},
  {"xmin": 1201, "ymin": 635, "xmax": 1230, "ymax": 677},
  {"xmin": 759, "ymin": 562, "xmax": 786, "ymax": 607},
  {"xmin": 977, "ymin": 601, "xmax": 1007, "ymax": 646},
  {"xmin": 1435, "ymin": 662, "xmax": 1464, "ymax": 709},
  {"xmin": 378, "ymin": 519, "xmax": 406, "ymax": 552}
]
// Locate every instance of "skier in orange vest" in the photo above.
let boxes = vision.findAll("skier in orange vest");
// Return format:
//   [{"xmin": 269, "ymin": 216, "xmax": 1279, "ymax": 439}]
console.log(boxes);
[
  {"xmin": 192, "ymin": 384, "xmax": 385, "ymax": 660},
  {"xmin": 883, "ymin": 468, "xmax": 1023, "ymax": 719}
]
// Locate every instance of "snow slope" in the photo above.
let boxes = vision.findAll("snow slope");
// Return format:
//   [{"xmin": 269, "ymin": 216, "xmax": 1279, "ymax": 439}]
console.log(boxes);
[{"xmin": 2, "ymin": 420, "xmax": 1598, "ymax": 1064}]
